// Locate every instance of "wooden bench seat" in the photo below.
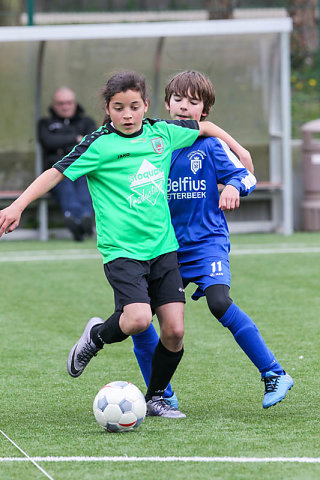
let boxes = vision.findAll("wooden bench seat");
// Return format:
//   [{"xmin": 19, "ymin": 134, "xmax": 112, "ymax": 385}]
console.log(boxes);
[
  {"xmin": 0, "ymin": 190, "xmax": 49, "ymax": 241},
  {"xmin": 0, "ymin": 181, "xmax": 284, "ymax": 240}
]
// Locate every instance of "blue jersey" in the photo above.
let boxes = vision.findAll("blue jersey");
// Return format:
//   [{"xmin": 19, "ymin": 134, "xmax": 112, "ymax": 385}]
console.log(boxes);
[{"xmin": 168, "ymin": 136, "xmax": 256, "ymax": 263}]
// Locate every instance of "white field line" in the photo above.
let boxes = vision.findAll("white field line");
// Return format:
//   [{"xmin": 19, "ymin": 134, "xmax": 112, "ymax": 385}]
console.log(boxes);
[
  {"xmin": 0, "ymin": 245, "xmax": 320, "ymax": 263},
  {"xmin": 0, "ymin": 250, "xmax": 100, "ymax": 262},
  {"xmin": 231, "ymin": 246, "xmax": 320, "ymax": 255},
  {"xmin": 0, "ymin": 455, "xmax": 320, "ymax": 464},
  {"xmin": 0, "ymin": 430, "xmax": 55, "ymax": 480}
]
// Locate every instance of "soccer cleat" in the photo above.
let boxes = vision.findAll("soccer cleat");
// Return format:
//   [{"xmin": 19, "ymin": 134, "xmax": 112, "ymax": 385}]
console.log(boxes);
[
  {"xmin": 262, "ymin": 371, "xmax": 294, "ymax": 409},
  {"xmin": 146, "ymin": 396, "xmax": 186, "ymax": 418},
  {"xmin": 163, "ymin": 392, "xmax": 179, "ymax": 410},
  {"xmin": 67, "ymin": 317, "xmax": 104, "ymax": 378}
]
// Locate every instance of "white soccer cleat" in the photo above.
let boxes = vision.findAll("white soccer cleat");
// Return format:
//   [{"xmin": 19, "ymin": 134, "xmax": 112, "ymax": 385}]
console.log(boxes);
[
  {"xmin": 146, "ymin": 396, "xmax": 186, "ymax": 418},
  {"xmin": 67, "ymin": 317, "xmax": 104, "ymax": 377}
]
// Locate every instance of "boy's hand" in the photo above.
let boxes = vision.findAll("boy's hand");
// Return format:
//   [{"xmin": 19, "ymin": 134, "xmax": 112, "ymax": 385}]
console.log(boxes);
[
  {"xmin": 0, "ymin": 205, "xmax": 22, "ymax": 237},
  {"xmin": 219, "ymin": 185, "xmax": 240, "ymax": 211}
]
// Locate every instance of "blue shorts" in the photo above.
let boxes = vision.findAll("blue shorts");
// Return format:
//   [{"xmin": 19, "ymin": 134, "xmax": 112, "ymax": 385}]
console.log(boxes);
[{"xmin": 179, "ymin": 256, "xmax": 231, "ymax": 300}]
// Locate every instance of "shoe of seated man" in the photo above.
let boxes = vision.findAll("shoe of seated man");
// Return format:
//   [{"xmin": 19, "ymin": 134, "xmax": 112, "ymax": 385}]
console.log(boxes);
[
  {"xmin": 262, "ymin": 371, "xmax": 294, "ymax": 409},
  {"xmin": 146, "ymin": 396, "xmax": 186, "ymax": 418},
  {"xmin": 80, "ymin": 215, "xmax": 94, "ymax": 236},
  {"xmin": 67, "ymin": 317, "xmax": 104, "ymax": 377},
  {"xmin": 163, "ymin": 392, "xmax": 179, "ymax": 410}
]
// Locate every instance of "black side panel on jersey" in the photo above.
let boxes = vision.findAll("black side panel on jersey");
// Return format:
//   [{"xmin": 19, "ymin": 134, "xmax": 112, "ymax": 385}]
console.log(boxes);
[
  {"xmin": 145, "ymin": 118, "xmax": 199, "ymax": 130},
  {"xmin": 54, "ymin": 128, "xmax": 110, "ymax": 173}
]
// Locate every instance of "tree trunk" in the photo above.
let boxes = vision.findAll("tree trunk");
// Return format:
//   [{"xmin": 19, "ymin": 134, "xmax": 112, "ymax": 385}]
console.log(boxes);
[
  {"xmin": 205, "ymin": 0, "xmax": 236, "ymax": 20},
  {"xmin": 287, "ymin": 0, "xmax": 318, "ymax": 63},
  {"xmin": 0, "ymin": 0, "xmax": 23, "ymax": 26}
]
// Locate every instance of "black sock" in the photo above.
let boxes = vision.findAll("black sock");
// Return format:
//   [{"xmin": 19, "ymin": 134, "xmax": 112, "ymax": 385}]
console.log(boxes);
[
  {"xmin": 145, "ymin": 340, "xmax": 184, "ymax": 402},
  {"xmin": 91, "ymin": 311, "xmax": 128, "ymax": 347}
]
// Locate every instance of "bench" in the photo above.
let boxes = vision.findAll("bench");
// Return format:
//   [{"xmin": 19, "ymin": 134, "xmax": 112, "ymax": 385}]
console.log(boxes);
[
  {"xmin": 0, "ymin": 181, "xmax": 284, "ymax": 240},
  {"xmin": 218, "ymin": 181, "xmax": 282, "ymax": 196},
  {"xmin": 0, "ymin": 190, "xmax": 49, "ymax": 241},
  {"xmin": 223, "ymin": 181, "xmax": 284, "ymax": 234},
  {"xmin": 254, "ymin": 181, "xmax": 282, "ymax": 191}
]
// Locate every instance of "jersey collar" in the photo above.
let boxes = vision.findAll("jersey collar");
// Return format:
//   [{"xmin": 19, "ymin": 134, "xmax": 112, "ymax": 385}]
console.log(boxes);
[{"xmin": 105, "ymin": 121, "xmax": 143, "ymax": 138}]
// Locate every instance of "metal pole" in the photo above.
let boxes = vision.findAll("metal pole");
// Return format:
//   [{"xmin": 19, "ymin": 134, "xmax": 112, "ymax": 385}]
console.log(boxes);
[
  {"xmin": 35, "ymin": 40, "xmax": 45, "ymax": 176},
  {"xmin": 153, "ymin": 37, "xmax": 165, "ymax": 118},
  {"xmin": 281, "ymin": 30, "xmax": 293, "ymax": 235},
  {"xmin": 318, "ymin": 0, "xmax": 320, "ymax": 105},
  {"xmin": 27, "ymin": 0, "xmax": 34, "ymax": 26},
  {"xmin": 35, "ymin": 40, "xmax": 48, "ymax": 241}
]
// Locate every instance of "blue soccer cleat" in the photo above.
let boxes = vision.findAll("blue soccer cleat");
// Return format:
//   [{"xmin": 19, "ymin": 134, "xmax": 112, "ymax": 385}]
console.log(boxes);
[
  {"xmin": 262, "ymin": 371, "xmax": 294, "ymax": 409},
  {"xmin": 163, "ymin": 392, "xmax": 179, "ymax": 410}
]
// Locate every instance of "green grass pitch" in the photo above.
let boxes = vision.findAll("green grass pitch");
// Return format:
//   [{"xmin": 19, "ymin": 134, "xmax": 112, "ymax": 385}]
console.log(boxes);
[{"xmin": 0, "ymin": 233, "xmax": 319, "ymax": 479}]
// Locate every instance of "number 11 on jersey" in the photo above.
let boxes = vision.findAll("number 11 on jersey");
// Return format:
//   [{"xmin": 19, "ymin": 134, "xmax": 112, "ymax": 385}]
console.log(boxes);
[{"xmin": 210, "ymin": 260, "xmax": 223, "ymax": 277}]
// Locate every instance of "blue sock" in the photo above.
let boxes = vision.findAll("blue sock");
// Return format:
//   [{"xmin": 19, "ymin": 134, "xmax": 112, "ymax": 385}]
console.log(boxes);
[
  {"xmin": 219, "ymin": 303, "xmax": 284, "ymax": 377},
  {"xmin": 132, "ymin": 324, "xmax": 174, "ymax": 398}
]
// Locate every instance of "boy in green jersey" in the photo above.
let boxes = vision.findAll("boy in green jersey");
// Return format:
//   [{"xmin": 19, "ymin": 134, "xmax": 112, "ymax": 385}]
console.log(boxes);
[{"xmin": 0, "ymin": 70, "xmax": 252, "ymax": 418}]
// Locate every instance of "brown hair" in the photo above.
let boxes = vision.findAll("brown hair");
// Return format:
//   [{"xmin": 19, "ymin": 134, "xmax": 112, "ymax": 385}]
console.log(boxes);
[
  {"xmin": 102, "ymin": 70, "xmax": 147, "ymax": 123},
  {"xmin": 165, "ymin": 71, "xmax": 215, "ymax": 120}
]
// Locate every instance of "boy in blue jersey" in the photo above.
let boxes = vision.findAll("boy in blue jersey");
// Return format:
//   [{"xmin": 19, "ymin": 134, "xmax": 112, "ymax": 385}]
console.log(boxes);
[{"xmin": 132, "ymin": 70, "xmax": 293, "ymax": 410}]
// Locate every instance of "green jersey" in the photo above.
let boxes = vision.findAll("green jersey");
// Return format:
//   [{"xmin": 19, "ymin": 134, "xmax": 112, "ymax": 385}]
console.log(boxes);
[{"xmin": 54, "ymin": 118, "xmax": 199, "ymax": 263}]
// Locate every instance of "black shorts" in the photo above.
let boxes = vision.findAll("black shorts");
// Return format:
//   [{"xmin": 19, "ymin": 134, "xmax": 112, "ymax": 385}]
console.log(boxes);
[{"xmin": 104, "ymin": 252, "xmax": 185, "ymax": 312}]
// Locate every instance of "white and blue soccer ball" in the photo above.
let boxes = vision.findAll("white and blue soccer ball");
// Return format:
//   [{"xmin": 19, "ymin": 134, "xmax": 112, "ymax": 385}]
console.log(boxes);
[{"xmin": 93, "ymin": 381, "xmax": 146, "ymax": 433}]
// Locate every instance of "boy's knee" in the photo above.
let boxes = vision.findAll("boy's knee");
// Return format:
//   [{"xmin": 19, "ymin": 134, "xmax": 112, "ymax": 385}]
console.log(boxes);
[
  {"xmin": 130, "ymin": 313, "xmax": 152, "ymax": 334},
  {"xmin": 208, "ymin": 297, "xmax": 230, "ymax": 319},
  {"xmin": 162, "ymin": 323, "xmax": 184, "ymax": 347},
  {"xmin": 205, "ymin": 284, "xmax": 233, "ymax": 320},
  {"xmin": 122, "ymin": 306, "xmax": 152, "ymax": 335},
  {"xmin": 171, "ymin": 323, "xmax": 185, "ymax": 342}
]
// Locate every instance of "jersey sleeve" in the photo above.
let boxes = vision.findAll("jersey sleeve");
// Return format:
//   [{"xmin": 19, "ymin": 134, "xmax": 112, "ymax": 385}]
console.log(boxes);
[
  {"xmin": 53, "ymin": 130, "xmax": 103, "ymax": 181},
  {"xmin": 209, "ymin": 138, "xmax": 257, "ymax": 197}
]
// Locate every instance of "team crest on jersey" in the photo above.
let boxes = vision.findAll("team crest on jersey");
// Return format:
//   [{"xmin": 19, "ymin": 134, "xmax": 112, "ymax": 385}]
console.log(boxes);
[
  {"xmin": 151, "ymin": 137, "xmax": 164, "ymax": 154},
  {"xmin": 128, "ymin": 159, "xmax": 165, "ymax": 207},
  {"xmin": 188, "ymin": 149, "xmax": 206, "ymax": 174}
]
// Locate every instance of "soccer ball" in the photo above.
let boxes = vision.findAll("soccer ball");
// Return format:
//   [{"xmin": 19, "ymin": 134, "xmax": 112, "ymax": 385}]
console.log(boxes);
[{"xmin": 93, "ymin": 381, "xmax": 146, "ymax": 433}]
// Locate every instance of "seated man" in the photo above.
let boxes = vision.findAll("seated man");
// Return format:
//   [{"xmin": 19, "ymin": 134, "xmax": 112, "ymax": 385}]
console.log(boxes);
[{"xmin": 38, "ymin": 87, "xmax": 96, "ymax": 241}]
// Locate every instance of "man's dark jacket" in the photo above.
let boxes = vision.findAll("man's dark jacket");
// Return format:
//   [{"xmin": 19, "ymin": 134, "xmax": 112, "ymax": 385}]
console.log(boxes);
[{"xmin": 38, "ymin": 104, "xmax": 96, "ymax": 170}]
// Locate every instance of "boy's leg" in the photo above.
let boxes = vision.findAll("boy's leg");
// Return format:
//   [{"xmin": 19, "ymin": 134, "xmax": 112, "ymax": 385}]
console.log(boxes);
[
  {"xmin": 68, "ymin": 258, "xmax": 152, "ymax": 378},
  {"xmin": 143, "ymin": 252, "xmax": 186, "ymax": 418},
  {"xmin": 132, "ymin": 324, "xmax": 175, "ymax": 401},
  {"xmin": 145, "ymin": 302, "xmax": 185, "ymax": 418},
  {"xmin": 181, "ymin": 257, "xmax": 293, "ymax": 407},
  {"xmin": 205, "ymin": 284, "xmax": 293, "ymax": 407},
  {"xmin": 68, "ymin": 304, "xmax": 152, "ymax": 378},
  {"xmin": 146, "ymin": 302, "xmax": 184, "ymax": 397},
  {"xmin": 67, "ymin": 316, "xmax": 104, "ymax": 377},
  {"xmin": 205, "ymin": 285, "xmax": 283, "ymax": 375}
]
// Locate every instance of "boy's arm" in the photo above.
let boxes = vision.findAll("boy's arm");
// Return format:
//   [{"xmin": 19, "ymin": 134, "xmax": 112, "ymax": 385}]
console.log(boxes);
[
  {"xmin": 207, "ymin": 137, "xmax": 257, "ymax": 212},
  {"xmin": 198, "ymin": 121, "xmax": 254, "ymax": 173},
  {"xmin": 0, "ymin": 168, "xmax": 64, "ymax": 236}
]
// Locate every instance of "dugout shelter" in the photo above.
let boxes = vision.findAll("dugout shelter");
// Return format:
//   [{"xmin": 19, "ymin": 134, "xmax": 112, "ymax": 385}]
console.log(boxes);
[{"xmin": 0, "ymin": 18, "xmax": 293, "ymax": 239}]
